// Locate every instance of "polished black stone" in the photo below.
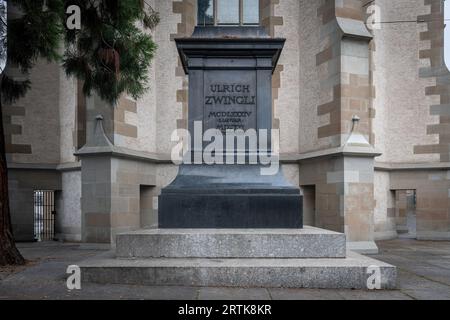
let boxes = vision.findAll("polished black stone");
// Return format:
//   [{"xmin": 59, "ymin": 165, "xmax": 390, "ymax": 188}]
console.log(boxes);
[
  {"xmin": 159, "ymin": 27, "xmax": 303, "ymax": 229},
  {"xmin": 159, "ymin": 164, "xmax": 302, "ymax": 228}
]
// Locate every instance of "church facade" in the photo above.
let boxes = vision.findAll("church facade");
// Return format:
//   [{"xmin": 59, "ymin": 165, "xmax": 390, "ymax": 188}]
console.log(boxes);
[{"xmin": 4, "ymin": 0, "xmax": 450, "ymax": 252}]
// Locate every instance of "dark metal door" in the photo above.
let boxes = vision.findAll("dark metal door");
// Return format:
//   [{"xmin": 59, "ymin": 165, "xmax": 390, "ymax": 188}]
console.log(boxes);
[{"xmin": 34, "ymin": 190, "xmax": 56, "ymax": 241}]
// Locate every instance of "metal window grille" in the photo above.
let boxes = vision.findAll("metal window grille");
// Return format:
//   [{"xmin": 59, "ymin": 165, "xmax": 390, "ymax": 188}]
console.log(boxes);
[{"xmin": 34, "ymin": 190, "xmax": 56, "ymax": 241}]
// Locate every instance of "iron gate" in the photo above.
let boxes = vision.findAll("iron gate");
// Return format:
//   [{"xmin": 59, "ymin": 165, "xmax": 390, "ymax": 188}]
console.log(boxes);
[{"xmin": 34, "ymin": 190, "xmax": 56, "ymax": 241}]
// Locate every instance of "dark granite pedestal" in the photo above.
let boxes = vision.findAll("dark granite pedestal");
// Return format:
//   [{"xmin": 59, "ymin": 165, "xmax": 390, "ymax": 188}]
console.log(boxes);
[
  {"xmin": 159, "ymin": 165, "xmax": 302, "ymax": 228},
  {"xmin": 158, "ymin": 27, "xmax": 303, "ymax": 229}
]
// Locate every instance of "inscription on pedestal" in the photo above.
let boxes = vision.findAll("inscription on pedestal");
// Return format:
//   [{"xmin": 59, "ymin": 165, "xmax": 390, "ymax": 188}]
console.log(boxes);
[{"xmin": 204, "ymin": 71, "xmax": 257, "ymax": 133}]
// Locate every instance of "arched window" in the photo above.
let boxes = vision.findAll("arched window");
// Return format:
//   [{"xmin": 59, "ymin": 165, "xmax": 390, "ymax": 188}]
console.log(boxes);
[
  {"xmin": 444, "ymin": 0, "xmax": 450, "ymax": 70},
  {"xmin": 197, "ymin": 0, "xmax": 260, "ymax": 26}
]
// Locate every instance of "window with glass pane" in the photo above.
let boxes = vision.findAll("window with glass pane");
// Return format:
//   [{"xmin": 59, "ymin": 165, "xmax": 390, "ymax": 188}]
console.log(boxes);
[
  {"xmin": 243, "ymin": 0, "xmax": 259, "ymax": 25},
  {"xmin": 197, "ymin": 0, "xmax": 260, "ymax": 26},
  {"xmin": 198, "ymin": 0, "xmax": 214, "ymax": 25},
  {"xmin": 217, "ymin": 0, "xmax": 239, "ymax": 25}
]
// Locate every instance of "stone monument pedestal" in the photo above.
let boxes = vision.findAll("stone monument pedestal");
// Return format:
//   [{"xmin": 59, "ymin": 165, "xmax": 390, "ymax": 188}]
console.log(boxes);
[
  {"xmin": 158, "ymin": 27, "xmax": 303, "ymax": 229},
  {"xmin": 80, "ymin": 227, "xmax": 397, "ymax": 289},
  {"xmin": 159, "ymin": 165, "xmax": 302, "ymax": 229},
  {"xmin": 79, "ymin": 27, "xmax": 396, "ymax": 290}
]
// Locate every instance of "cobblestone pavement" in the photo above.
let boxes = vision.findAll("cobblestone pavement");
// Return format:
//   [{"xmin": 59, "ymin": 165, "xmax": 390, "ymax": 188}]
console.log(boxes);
[{"xmin": 0, "ymin": 239, "xmax": 449, "ymax": 300}]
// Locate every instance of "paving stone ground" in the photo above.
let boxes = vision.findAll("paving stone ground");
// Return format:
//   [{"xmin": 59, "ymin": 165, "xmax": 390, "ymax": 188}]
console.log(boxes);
[{"xmin": 0, "ymin": 239, "xmax": 449, "ymax": 300}]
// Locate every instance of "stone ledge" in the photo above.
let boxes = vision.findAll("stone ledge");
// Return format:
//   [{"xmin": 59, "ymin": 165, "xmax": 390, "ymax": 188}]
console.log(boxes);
[
  {"xmin": 75, "ymin": 145, "xmax": 173, "ymax": 164},
  {"xmin": 281, "ymin": 145, "xmax": 381, "ymax": 164},
  {"xmin": 375, "ymin": 162, "xmax": 450, "ymax": 171},
  {"xmin": 347, "ymin": 241, "xmax": 379, "ymax": 255},
  {"xmin": 417, "ymin": 231, "xmax": 450, "ymax": 241},
  {"xmin": 6, "ymin": 162, "xmax": 82, "ymax": 172},
  {"xmin": 116, "ymin": 227, "xmax": 346, "ymax": 259},
  {"xmin": 336, "ymin": 17, "xmax": 373, "ymax": 40},
  {"xmin": 80, "ymin": 251, "xmax": 397, "ymax": 289}
]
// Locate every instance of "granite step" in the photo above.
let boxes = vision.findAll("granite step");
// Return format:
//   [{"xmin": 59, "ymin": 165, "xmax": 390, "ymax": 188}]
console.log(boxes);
[
  {"xmin": 80, "ymin": 251, "xmax": 397, "ymax": 289},
  {"xmin": 115, "ymin": 227, "xmax": 346, "ymax": 259}
]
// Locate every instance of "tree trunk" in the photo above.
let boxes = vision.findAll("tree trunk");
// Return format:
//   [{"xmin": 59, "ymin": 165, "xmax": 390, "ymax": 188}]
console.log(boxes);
[{"xmin": 0, "ymin": 89, "xmax": 25, "ymax": 266}]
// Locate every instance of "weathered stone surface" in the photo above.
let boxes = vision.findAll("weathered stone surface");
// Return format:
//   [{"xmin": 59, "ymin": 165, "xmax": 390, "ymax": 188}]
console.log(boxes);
[
  {"xmin": 81, "ymin": 227, "xmax": 396, "ymax": 289},
  {"xmin": 116, "ymin": 227, "xmax": 346, "ymax": 259},
  {"xmin": 348, "ymin": 241, "xmax": 379, "ymax": 255},
  {"xmin": 80, "ymin": 251, "xmax": 397, "ymax": 289}
]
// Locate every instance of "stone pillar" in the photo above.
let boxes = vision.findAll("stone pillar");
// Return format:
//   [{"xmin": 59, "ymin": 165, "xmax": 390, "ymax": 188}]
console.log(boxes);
[
  {"xmin": 414, "ymin": 0, "xmax": 450, "ymax": 239},
  {"xmin": 341, "ymin": 153, "xmax": 378, "ymax": 253},
  {"xmin": 304, "ymin": 0, "xmax": 379, "ymax": 253},
  {"xmin": 77, "ymin": 97, "xmax": 159, "ymax": 244},
  {"xmin": 299, "ymin": 145, "xmax": 379, "ymax": 253}
]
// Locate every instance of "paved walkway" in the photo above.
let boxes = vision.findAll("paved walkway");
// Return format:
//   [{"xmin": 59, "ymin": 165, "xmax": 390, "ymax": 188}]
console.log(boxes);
[{"xmin": 0, "ymin": 239, "xmax": 449, "ymax": 300}]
